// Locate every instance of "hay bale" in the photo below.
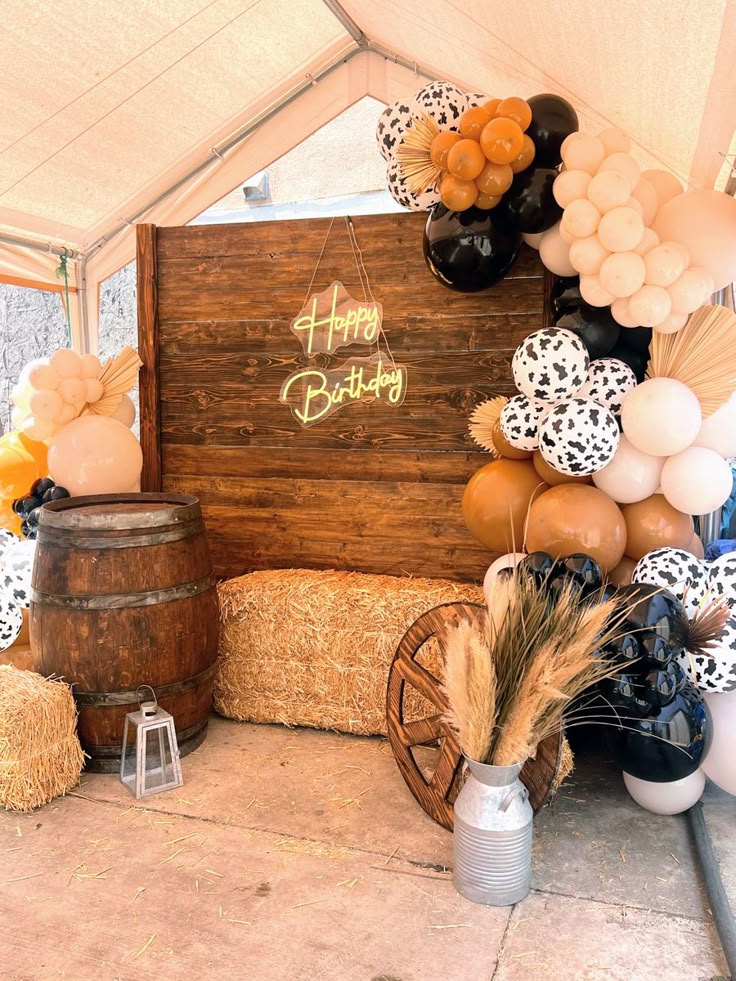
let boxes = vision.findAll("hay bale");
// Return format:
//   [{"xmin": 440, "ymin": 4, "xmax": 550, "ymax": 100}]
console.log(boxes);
[
  {"xmin": 215, "ymin": 569, "xmax": 483, "ymax": 735},
  {"xmin": 0, "ymin": 666, "xmax": 85, "ymax": 812}
]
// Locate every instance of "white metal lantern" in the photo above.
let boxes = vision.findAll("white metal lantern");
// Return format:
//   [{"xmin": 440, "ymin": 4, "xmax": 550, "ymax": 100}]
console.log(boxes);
[{"xmin": 120, "ymin": 686, "xmax": 183, "ymax": 799}]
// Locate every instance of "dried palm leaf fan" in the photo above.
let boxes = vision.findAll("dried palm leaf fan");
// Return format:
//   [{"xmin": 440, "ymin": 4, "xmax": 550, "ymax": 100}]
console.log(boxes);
[
  {"xmin": 647, "ymin": 305, "xmax": 736, "ymax": 417},
  {"xmin": 87, "ymin": 346, "xmax": 143, "ymax": 415},
  {"xmin": 469, "ymin": 396, "xmax": 508, "ymax": 456},
  {"xmin": 396, "ymin": 113, "xmax": 441, "ymax": 194}
]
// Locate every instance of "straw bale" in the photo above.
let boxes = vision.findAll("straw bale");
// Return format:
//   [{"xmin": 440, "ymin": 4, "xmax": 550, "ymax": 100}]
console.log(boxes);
[
  {"xmin": 215, "ymin": 569, "xmax": 483, "ymax": 736},
  {"xmin": 0, "ymin": 666, "xmax": 85, "ymax": 812}
]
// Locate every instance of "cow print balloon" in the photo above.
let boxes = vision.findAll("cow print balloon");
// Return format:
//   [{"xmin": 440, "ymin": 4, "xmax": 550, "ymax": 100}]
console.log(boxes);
[
  {"xmin": 376, "ymin": 100, "xmax": 414, "ymax": 161},
  {"xmin": 499, "ymin": 395, "xmax": 549, "ymax": 451},
  {"xmin": 0, "ymin": 593, "xmax": 23, "ymax": 652},
  {"xmin": 466, "ymin": 92, "xmax": 489, "ymax": 107},
  {"xmin": 412, "ymin": 81, "xmax": 468, "ymax": 129},
  {"xmin": 511, "ymin": 328, "xmax": 589, "ymax": 404},
  {"xmin": 678, "ymin": 618, "xmax": 736, "ymax": 693},
  {"xmin": 577, "ymin": 357, "xmax": 637, "ymax": 415},
  {"xmin": 633, "ymin": 547, "xmax": 707, "ymax": 618},
  {"xmin": 0, "ymin": 529, "xmax": 19, "ymax": 563},
  {"xmin": 707, "ymin": 552, "xmax": 736, "ymax": 609},
  {"xmin": 539, "ymin": 397, "xmax": 620, "ymax": 475},
  {"xmin": 386, "ymin": 156, "xmax": 440, "ymax": 212},
  {"xmin": 1, "ymin": 539, "xmax": 36, "ymax": 609}
]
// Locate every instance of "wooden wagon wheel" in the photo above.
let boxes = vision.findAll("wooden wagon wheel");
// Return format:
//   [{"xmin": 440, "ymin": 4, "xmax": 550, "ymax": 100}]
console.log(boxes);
[{"xmin": 386, "ymin": 601, "xmax": 564, "ymax": 832}]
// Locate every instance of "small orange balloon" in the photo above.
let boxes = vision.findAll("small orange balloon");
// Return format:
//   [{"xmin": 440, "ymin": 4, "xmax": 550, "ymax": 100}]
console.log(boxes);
[
  {"xmin": 495, "ymin": 96, "xmax": 532, "ymax": 131},
  {"xmin": 0, "ymin": 446, "xmax": 39, "ymax": 499},
  {"xmin": 440, "ymin": 173, "xmax": 478, "ymax": 212},
  {"xmin": 430, "ymin": 131, "xmax": 462, "ymax": 170},
  {"xmin": 480, "ymin": 117, "xmax": 525, "ymax": 165},
  {"xmin": 462, "ymin": 459, "xmax": 548, "ymax": 553},
  {"xmin": 608, "ymin": 555, "xmax": 637, "ymax": 587},
  {"xmin": 476, "ymin": 160, "xmax": 514, "ymax": 197},
  {"xmin": 492, "ymin": 423, "xmax": 533, "ymax": 460},
  {"xmin": 621, "ymin": 494, "xmax": 694, "ymax": 561},
  {"xmin": 509, "ymin": 134, "xmax": 536, "ymax": 174},
  {"xmin": 526, "ymin": 484, "xmax": 627, "ymax": 574},
  {"xmin": 17, "ymin": 431, "xmax": 48, "ymax": 474},
  {"xmin": 0, "ymin": 498, "xmax": 22, "ymax": 537},
  {"xmin": 532, "ymin": 451, "xmax": 592, "ymax": 487},
  {"xmin": 446, "ymin": 138, "xmax": 487, "ymax": 181},
  {"xmin": 459, "ymin": 106, "xmax": 493, "ymax": 140},
  {"xmin": 483, "ymin": 98, "xmax": 502, "ymax": 115},
  {"xmin": 476, "ymin": 191, "xmax": 502, "ymax": 210}
]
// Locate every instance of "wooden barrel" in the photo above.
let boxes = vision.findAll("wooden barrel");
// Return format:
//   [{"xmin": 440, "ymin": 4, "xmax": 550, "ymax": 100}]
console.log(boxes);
[{"xmin": 30, "ymin": 493, "xmax": 219, "ymax": 772}]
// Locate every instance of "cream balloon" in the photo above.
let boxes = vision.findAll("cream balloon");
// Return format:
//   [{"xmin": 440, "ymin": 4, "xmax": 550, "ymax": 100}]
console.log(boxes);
[
  {"xmin": 79, "ymin": 353, "xmax": 102, "ymax": 379},
  {"xmin": 701, "ymin": 692, "xmax": 736, "ymax": 795},
  {"xmin": 610, "ymin": 298, "xmax": 640, "ymax": 328},
  {"xmin": 633, "ymin": 227, "xmax": 660, "ymax": 256},
  {"xmin": 84, "ymin": 378, "xmax": 104, "ymax": 403},
  {"xmin": 538, "ymin": 224, "xmax": 576, "ymax": 276},
  {"xmin": 553, "ymin": 169, "xmax": 591, "ymax": 208},
  {"xmin": 660, "ymin": 446, "xmax": 733, "ymax": 515},
  {"xmin": 668, "ymin": 268, "xmax": 710, "ymax": 315},
  {"xmin": 586, "ymin": 171, "xmax": 631, "ymax": 213},
  {"xmin": 630, "ymin": 178, "xmax": 658, "ymax": 225},
  {"xmin": 28, "ymin": 363, "xmax": 60, "ymax": 390},
  {"xmin": 653, "ymin": 188, "xmax": 736, "ymax": 290},
  {"xmin": 568, "ymin": 235, "xmax": 610, "ymax": 275},
  {"xmin": 644, "ymin": 243, "xmax": 688, "ymax": 287},
  {"xmin": 561, "ymin": 198, "xmax": 601, "ymax": 239},
  {"xmin": 597, "ymin": 207, "xmax": 644, "ymax": 252},
  {"xmin": 561, "ymin": 133, "xmax": 605, "ymax": 174},
  {"xmin": 111, "ymin": 395, "xmax": 137, "ymax": 428},
  {"xmin": 49, "ymin": 348, "xmax": 82, "ymax": 379},
  {"xmin": 522, "ymin": 231, "xmax": 544, "ymax": 250},
  {"xmin": 694, "ymin": 398, "xmax": 736, "ymax": 457},
  {"xmin": 641, "ymin": 169, "xmax": 683, "ymax": 208},
  {"xmin": 627, "ymin": 285, "xmax": 672, "ymax": 327},
  {"xmin": 48, "ymin": 416, "xmax": 142, "ymax": 495},
  {"xmin": 558, "ymin": 222, "xmax": 576, "ymax": 245},
  {"xmin": 598, "ymin": 252, "xmax": 645, "ymax": 299},
  {"xmin": 598, "ymin": 152, "xmax": 640, "ymax": 190},
  {"xmin": 598, "ymin": 127, "xmax": 631, "ymax": 155},
  {"xmin": 592, "ymin": 435, "xmax": 665, "ymax": 504},
  {"xmin": 652, "ymin": 312, "xmax": 688, "ymax": 335},
  {"xmin": 483, "ymin": 552, "xmax": 525, "ymax": 601},
  {"xmin": 29, "ymin": 389, "xmax": 63, "ymax": 422},
  {"xmin": 621, "ymin": 378, "xmax": 702, "ymax": 456},
  {"xmin": 623, "ymin": 770, "xmax": 705, "ymax": 815},
  {"xmin": 579, "ymin": 274, "xmax": 615, "ymax": 308},
  {"xmin": 57, "ymin": 377, "xmax": 87, "ymax": 405}
]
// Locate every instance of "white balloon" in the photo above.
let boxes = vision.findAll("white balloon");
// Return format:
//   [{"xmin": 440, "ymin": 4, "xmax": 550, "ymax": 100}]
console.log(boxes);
[
  {"xmin": 621, "ymin": 378, "xmax": 702, "ymax": 456},
  {"xmin": 593, "ymin": 434, "xmax": 665, "ymax": 503},
  {"xmin": 623, "ymin": 769, "xmax": 705, "ymax": 815},
  {"xmin": 660, "ymin": 446, "xmax": 733, "ymax": 515},
  {"xmin": 694, "ymin": 400, "xmax": 736, "ymax": 457},
  {"xmin": 1, "ymin": 539, "xmax": 37, "ymax": 609},
  {"xmin": 701, "ymin": 691, "xmax": 736, "ymax": 795},
  {"xmin": 483, "ymin": 552, "xmax": 525, "ymax": 601}
]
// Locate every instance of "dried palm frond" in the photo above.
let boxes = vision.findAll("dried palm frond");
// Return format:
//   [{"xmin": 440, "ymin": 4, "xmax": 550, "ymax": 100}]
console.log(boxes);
[
  {"xmin": 396, "ymin": 113, "xmax": 441, "ymax": 194},
  {"xmin": 88, "ymin": 346, "xmax": 142, "ymax": 415},
  {"xmin": 442, "ymin": 617, "xmax": 496, "ymax": 763},
  {"xmin": 468, "ymin": 396, "xmax": 508, "ymax": 456},
  {"xmin": 647, "ymin": 305, "xmax": 736, "ymax": 416},
  {"xmin": 686, "ymin": 596, "xmax": 731, "ymax": 657}
]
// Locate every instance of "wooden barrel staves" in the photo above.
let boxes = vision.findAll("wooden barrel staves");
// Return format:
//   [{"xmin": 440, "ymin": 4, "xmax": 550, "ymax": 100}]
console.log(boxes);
[{"xmin": 30, "ymin": 494, "xmax": 219, "ymax": 772}]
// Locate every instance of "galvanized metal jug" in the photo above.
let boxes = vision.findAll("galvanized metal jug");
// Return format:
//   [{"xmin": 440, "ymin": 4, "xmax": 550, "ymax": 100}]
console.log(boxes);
[{"xmin": 453, "ymin": 758, "xmax": 533, "ymax": 906}]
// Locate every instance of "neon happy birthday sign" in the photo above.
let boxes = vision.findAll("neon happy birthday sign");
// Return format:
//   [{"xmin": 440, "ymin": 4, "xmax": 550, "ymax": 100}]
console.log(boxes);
[{"xmin": 280, "ymin": 282, "xmax": 407, "ymax": 427}]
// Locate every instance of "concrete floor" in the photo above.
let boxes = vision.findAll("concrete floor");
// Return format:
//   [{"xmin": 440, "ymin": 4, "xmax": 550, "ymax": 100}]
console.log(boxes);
[{"xmin": 0, "ymin": 716, "xmax": 732, "ymax": 981}]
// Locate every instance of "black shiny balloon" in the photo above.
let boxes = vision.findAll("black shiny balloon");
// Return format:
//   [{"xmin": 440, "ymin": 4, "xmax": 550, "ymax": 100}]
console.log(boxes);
[
  {"xmin": 602, "ymin": 632, "xmax": 642, "ymax": 667},
  {"xmin": 521, "ymin": 551, "xmax": 556, "ymax": 585},
  {"xmin": 26, "ymin": 507, "xmax": 41, "ymax": 528},
  {"xmin": 618, "ymin": 584, "xmax": 689, "ymax": 653},
  {"xmin": 550, "ymin": 277, "xmax": 582, "ymax": 319},
  {"xmin": 495, "ymin": 166, "xmax": 562, "ymax": 234},
  {"xmin": 615, "ymin": 684, "xmax": 710, "ymax": 781},
  {"xmin": 554, "ymin": 304, "xmax": 620, "ymax": 359},
  {"xmin": 549, "ymin": 553, "xmax": 604, "ymax": 598},
  {"xmin": 618, "ymin": 325, "xmax": 652, "ymax": 354},
  {"xmin": 607, "ymin": 340, "xmax": 649, "ymax": 383},
  {"xmin": 30, "ymin": 477, "xmax": 54, "ymax": 497},
  {"xmin": 14, "ymin": 495, "xmax": 41, "ymax": 517},
  {"xmin": 525, "ymin": 93, "xmax": 579, "ymax": 167},
  {"xmin": 20, "ymin": 521, "xmax": 31, "ymax": 539},
  {"xmin": 642, "ymin": 661, "xmax": 682, "ymax": 708},
  {"xmin": 638, "ymin": 630, "xmax": 673, "ymax": 667},
  {"xmin": 423, "ymin": 205, "xmax": 521, "ymax": 293},
  {"xmin": 602, "ymin": 672, "xmax": 650, "ymax": 717},
  {"xmin": 42, "ymin": 485, "xmax": 70, "ymax": 502}
]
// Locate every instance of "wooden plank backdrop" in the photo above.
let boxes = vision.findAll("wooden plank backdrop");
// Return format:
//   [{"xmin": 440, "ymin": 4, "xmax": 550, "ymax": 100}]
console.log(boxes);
[{"xmin": 137, "ymin": 213, "xmax": 547, "ymax": 583}]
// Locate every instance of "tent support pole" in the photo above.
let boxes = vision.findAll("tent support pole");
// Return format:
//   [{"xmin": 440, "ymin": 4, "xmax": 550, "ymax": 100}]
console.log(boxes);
[{"xmin": 321, "ymin": 0, "xmax": 368, "ymax": 45}]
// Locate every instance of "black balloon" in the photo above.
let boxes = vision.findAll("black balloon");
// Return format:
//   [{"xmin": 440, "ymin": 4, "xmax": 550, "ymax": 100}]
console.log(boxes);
[
  {"xmin": 525, "ymin": 94, "xmax": 579, "ymax": 167},
  {"xmin": 495, "ymin": 166, "xmax": 562, "ymax": 234},
  {"xmin": 602, "ymin": 672, "xmax": 650, "ymax": 717},
  {"xmin": 30, "ymin": 477, "xmax": 54, "ymax": 497},
  {"xmin": 602, "ymin": 632, "xmax": 641, "ymax": 666},
  {"xmin": 607, "ymin": 340, "xmax": 649, "ymax": 382},
  {"xmin": 521, "ymin": 550, "xmax": 556, "ymax": 585},
  {"xmin": 642, "ymin": 662, "xmax": 682, "ymax": 708},
  {"xmin": 638, "ymin": 630, "xmax": 673, "ymax": 667},
  {"xmin": 550, "ymin": 277, "xmax": 583, "ymax": 319},
  {"xmin": 423, "ymin": 205, "xmax": 521, "ymax": 292},
  {"xmin": 550, "ymin": 553, "xmax": 603, "ymax": 597},
  {"xmin": 618, "ymin": 325, "xmax": 652, "ymax": 354},
  {"xmin": 555, "ymin": 304, "xmax": 620, "ymax": 359},
  {"xmin": 42, "ymin": 485, "xmax": 70, "ymax": 502},
  {"xmin": 618, "ymin": 584, "xmax": 689, "ymax": 653}
]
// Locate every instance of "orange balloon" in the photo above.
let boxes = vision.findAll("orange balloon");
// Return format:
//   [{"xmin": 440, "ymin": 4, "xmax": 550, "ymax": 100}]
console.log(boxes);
[
  {"xmin": 446, "ymin": 138, "xmax": 487, "ymax": 181},
  {"xmin": 483, "ymin": 98, "xmax": 502, "ymax": 115},
  {"xmin": 0, "ymin": 446, "xmax": 39, "ymax": 499},
  {"xmin": 0, "ymin": 498, "xmax": 22, "ymax": 537},
  {"xmin": 608, "ymin": 555, "xmax": 636, "ymax": 587},
  {"xmin": 430, "ymin": 131, "xmax": 462, "ymax": 170},
  {"xmin": 620, "ymin": 494, "xmax": 694, "ymax": 561},
  {"xmin": 495, "ymin": 97, "xmax": 532, "ymax": 132},
  {"xmin": 462, "ymin": 459, "xmax": 548, "ymax": 553},
  {"xmin": 17, "ymin": 431, "xmax": 48, "ymax": 474},
  {"xmin": 480, "ymin": 117, "xmax": 525, "ymax": 165},
  {"xmin": 476, "ymin": 161, "xmax": 514, "ymax": 196},
  {"xmin": 440, "ymin": 173, "xmax": 478, "ymax": 212},
  {"xmin": 687, "ymin": 534, "xmax": 705, "ymax": 560},
  {"xmin": 510, "ymin": 134, "xmax": 536, "ymax": 174},
  {"xmin": 459, "ymin": 106, "xmax": 493, "ymax": 140},
  {"xmin": 532, "ymin": 451, "xmax": 592, "ymax": 486},
  {"xmin": 492, "ymin": 422, "xmax": 533, "ymax": 460},
  {"xmin": 476, "ymin": 191, "xmax": 502, "ymax": 210},
  {"xmin": 526, "ymin": 484, "xmax": 627, "ymax": 574}
]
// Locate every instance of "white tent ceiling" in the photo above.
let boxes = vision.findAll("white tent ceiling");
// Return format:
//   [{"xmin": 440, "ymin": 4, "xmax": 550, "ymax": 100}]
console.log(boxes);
[{"xmin": 0, "ymin": 0, "xmax": 734, "ymax": 350}]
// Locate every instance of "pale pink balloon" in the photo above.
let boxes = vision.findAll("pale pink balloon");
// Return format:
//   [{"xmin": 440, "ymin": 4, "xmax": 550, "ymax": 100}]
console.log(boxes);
[
  {"xmin": 653, "ymin": 189, "xmax": 736, "ymax": 290},
  {"xmin": 633, "ymin": 228, "xmax": 660, "ymax": 256},
  {"xmin": 599, "ymin": 252, "xmax": 646, "ymax": 298},
  {"xmin": 49, "ymin": 348, "xmax": 82, "ymax": 379},
  {"xmin": 625, "ymin": 196, "xmax": 644, "ymax": 216},
  {"xmin": 694, "ymin": 398, "xmax": 736, "ymax": 457},
  {"xmin": 553, "ymin": 169, "xmax": 592, "ymax": 208},
  {"xmin": 561, "ymin": 198, "xmax": 601, "ymax": 239},
  {"xmin": 586, "ymin": 171, "xmax": 630, "ymax": 213},
  {"xmin": 23, "ymin": 416, "xmax": 56, "ymax": 442},
  {"xmin": 644, "ymin": 242, "xmax": 688, "ymax": 287},
  {"xmin": 611, "ymin": 298, "xmax": 640, "ymax": 328},
  {"xmin": 48, "ymin": 416, "xmax": 143, "ymax": 495},
  {"xmin": 621, "ymin": 378, "xmax": 702, "ymax": 457},
  {"xmin": 568, "ymin": 235, "xmax": 610, "ymax": 275},
  {"xmin": 28, "ymin": 363, "xmax": 60, "ymax": 391},
  {"xmin": 598, "ymin": 127, "xmax": 631, "ymax": 155},
  {"xmin": 561, "ymin": 133, "xmax": 606, "ymax": 174},
  {"xmin": 111, "ymin": 395, "xmax": 136, "ymax": 428},
  {"xmin": 84, "ymin": 378, "xmax": 104, "ymax": 403},
  {"xmin": 627, "ymin": 284, "xmax": 672, "ymax": 326},
  {"xmin": 539, "ymin": 224, "xmax": 576, "ymax": 276},
  {"xmin": 598, "ymin": 152, "xmax": 640, "ymax": 190},
  {"xmin": 522, "ymin": 231, "xmax": 544, "ymax": 250},
  {"xmin": 57, "ymin": 403, "xmax": 78, "ymax": 424},
  {"xmin": 597, "ymin": 207, "xmax": 645, "ymax": 252},
  {"xmin": 652, "ymin": 312, "xmax": 688, "ymax": 334},
  {"xmin": 57, "ymin": 377, "xmax": 86, "ymax": 405},
  {"xmin": 661, "ymin": 446, "xmax": 733, "ymax": 515},
  {"xmin": 641, "ymin": 169, "xmax": 683, "ymax": 208},
  {"xmin": 558, "ymin": 222, "xmax": 576, "ymax": 245},
  {"xmin": 630, "ymin": 178, "xmax": 658, "ymax": 225},
  {"xmin": 668, "ymin": 267, "xmax": 712, "ymax": 315},
  {"xmin": 29, "ymin": 389, "xmax": 63, "ymax": 422},
  {"xmin": 579, "ymin": 274, "xmax": 616, "ymax": 308},
  {"xmin": 592, "ymin": 434, "xmax": 664, "ymax": 504},
  {"xmin": 79, "ymin": 354, "xmax": 102, "ymax": 380}
]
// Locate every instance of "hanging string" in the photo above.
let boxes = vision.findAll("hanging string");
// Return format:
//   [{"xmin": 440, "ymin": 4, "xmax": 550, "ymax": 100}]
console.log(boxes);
[
  {"xmin": 55, "ymin": 249, "xmax": 72, "ymax": 346},
  {"xmin": 345, "ymin": 216, "xmax": 401, "ymax": 369},
  {"xmin": 302, "ymin": 217, "xmax": 336, "ymax": 307}
]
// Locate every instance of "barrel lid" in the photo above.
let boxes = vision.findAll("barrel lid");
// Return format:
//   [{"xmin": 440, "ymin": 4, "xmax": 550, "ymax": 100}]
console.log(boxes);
[{"xmin": 38, "ymin": 493, "xmax": 201, "ymax": 530}]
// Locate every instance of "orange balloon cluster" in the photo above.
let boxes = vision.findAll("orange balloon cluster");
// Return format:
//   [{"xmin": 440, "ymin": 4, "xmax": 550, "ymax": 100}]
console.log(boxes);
[
  {"xmin": 0, "ymin": 431, "xmax": 48, "ymax": 534},
  {"xmin": 431, "ymin": 97, "xmax": 536, "ymax": 212}
]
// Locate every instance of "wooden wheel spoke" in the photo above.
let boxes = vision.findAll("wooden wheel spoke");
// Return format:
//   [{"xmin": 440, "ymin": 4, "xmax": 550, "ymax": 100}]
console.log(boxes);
[
  {"xmin": 395, "ymin": 657, "xmax": 445, "ymax": 709},
  {"xmin": 429, "ymin": 736, "xmax": 462, "ymax": 797},
  {"xmin": 399, "ymin": 714, "xmax": 445, "ymax": 748}
]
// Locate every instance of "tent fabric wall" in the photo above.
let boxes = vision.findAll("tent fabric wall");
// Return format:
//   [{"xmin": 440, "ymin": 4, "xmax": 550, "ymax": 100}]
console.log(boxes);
[{"xmin": 0, "ymin": 0, "xmax": 734, "ymax": 352}]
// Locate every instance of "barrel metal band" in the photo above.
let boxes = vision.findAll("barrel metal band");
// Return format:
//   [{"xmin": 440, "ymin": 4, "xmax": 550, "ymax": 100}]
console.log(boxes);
[
  {"xmin": 37, "ymin": 520, "xmax": 205, "ymax": 550},
  {"xmin": 73, "ymin": 663, "xmax": 217, "ymax": 706},
  {"xmin": 40, "ymin": 493, "xmax": 201, "ymax": 531},
  {"xmin": 31, "ymin": 574, "xmax": 213, "ymax": 610}
]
